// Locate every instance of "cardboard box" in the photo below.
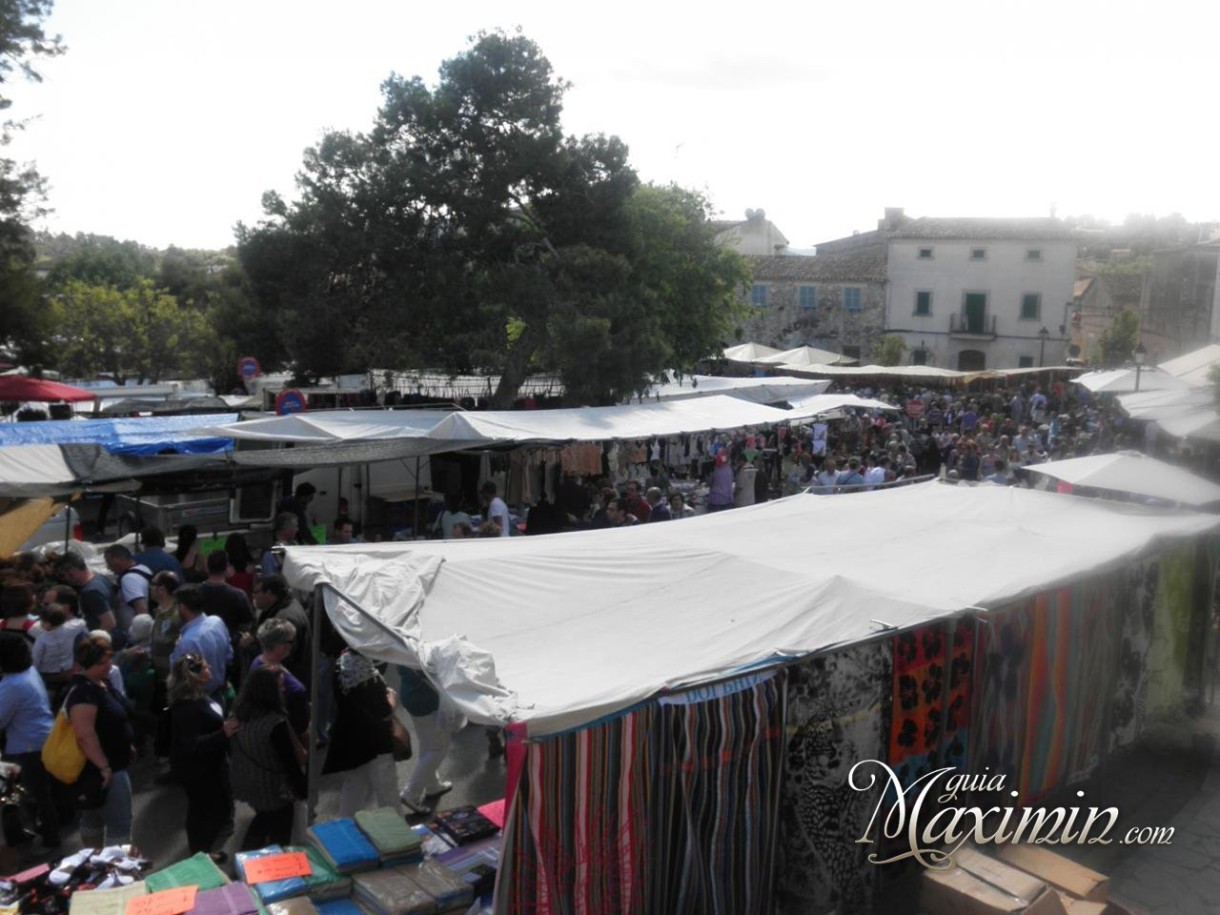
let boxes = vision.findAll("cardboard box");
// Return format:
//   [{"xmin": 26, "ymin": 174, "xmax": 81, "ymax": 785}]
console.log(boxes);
[
  {"xmin": 996, "ymin": 844, "xmax": 1109, "ymax": 902},
  {"xmin": 1057, "ymin": 892, "xmax": 1107, "ymax": 915},
  {"xmin": 922, "ymin": 847, "xmax": 1068, "ymax": 915}
]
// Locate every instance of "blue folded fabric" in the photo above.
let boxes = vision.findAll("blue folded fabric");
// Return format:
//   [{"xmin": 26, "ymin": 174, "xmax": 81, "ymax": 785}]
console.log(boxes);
[
  {"xmin": 314, "ymin": 902, "xmax": 364, "ymax": 915},
  {"xmin": 234, "ymin": 845, "xmax": 309, "ymax": 904},
  {"xmin": 306, "ymin": 819, "xmax": 380, "ymax": 875}
]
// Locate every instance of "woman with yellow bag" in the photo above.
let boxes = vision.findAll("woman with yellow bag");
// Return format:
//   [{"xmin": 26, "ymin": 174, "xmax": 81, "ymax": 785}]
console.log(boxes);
[{"xmin": 65, "ymin": 634, "xmax": 134, "ymax": 848}]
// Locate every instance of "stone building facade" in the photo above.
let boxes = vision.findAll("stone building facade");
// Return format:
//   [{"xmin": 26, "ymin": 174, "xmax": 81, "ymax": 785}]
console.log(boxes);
[{"xmin": 736, "ymin": 252, "xmax": 888, "ymax": 362}]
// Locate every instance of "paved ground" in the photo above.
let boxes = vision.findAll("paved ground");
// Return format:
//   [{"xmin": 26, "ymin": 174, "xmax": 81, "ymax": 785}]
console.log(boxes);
[{"xmin": 11, "ymin": 715, "xmax": 507, "ymax": 874}]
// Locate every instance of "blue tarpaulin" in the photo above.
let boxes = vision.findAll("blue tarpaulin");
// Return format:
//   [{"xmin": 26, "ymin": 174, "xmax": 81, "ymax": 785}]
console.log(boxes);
[{"xmin": 0, "ymin": 414, "xmax": 238, "ymax": 455}]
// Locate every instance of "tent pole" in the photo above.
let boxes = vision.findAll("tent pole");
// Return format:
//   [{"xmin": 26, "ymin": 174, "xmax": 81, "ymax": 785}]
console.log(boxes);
[
  {"xmin": 307, "ymin": 583, "xmax": 324, "ymax": 824},
  {"xmin": 413, "ymin": 456, "xmax": 421, "ymax": 538},
  {"xmin": 62, "ymin": 498, "xmax": 71, "ymax": 552}
]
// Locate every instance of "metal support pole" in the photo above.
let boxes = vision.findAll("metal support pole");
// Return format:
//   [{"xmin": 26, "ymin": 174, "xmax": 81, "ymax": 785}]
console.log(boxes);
[
  {"xmin": 306, "ymin": 583, "xmax": 324, "ymax": 824},
  {"xmin": 413, "ymin": 457, "xmax": 421, "ymax": 539}
]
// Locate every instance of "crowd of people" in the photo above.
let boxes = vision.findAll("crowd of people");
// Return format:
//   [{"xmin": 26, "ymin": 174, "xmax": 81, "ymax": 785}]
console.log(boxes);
[
  {"xmin": 0, "ymin": 510, "xmax": 479, "ymax": 869},
  {"xmin": 0, "ymin": 372, "xmax": 1182, "ymax": 873}
]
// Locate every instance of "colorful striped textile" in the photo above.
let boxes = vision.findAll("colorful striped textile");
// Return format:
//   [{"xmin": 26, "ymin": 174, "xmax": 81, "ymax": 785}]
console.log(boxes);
[
  {"xmin": 496, "ymin": 671, "xmax": 785, "ymax": 915},
  {"xmin": 969, "ymin": 601, "xmax": 1034, "ymax": 786},
  {"xmin": 778, "ymin": 640, "xmax": 892, "ymax": 914}
]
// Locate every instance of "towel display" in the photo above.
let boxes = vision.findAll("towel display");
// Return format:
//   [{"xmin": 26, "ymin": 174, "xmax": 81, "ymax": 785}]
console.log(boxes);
[
  {"xmin": 286, "ymin": 846, "xmax": 351, "ymax": 903},
  {"xmin": 235, "ymin": 847, "xmax": 308, "ymax": 904},
  {"xmin": 145, "ymin": 853, "xmax": 230, "ymax": 894},
  {"xmin": 351, "ymin": 869, "xmax": 433, "ymax": 915},
  {"xmin": 188, "ymin": 883, "xmax": 261, "ymax": 915},
  {"xmin": 66, "ymin": 881, "xmax": 147, "ymax": 915},
  {"xmin": 307, "ymin": 820, "xmax": 380, "ymax": 875},
  {"xmin": 354, "ymin": 808, "xmax": 423, "ymax": 866}
]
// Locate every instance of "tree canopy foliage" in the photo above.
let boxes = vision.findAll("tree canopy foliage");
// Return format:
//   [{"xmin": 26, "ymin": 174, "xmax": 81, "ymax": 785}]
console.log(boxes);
[
  {"xmin": 0, "ymin": 0, "xmax": 62, "ymax": 363},
  {"xmin": 239, "ymin": 30, "xmax": 748, "ymax": 404},
  {"xmin": 1097, "ymin": 308, "xmax": 1141, "ymax": 367}
]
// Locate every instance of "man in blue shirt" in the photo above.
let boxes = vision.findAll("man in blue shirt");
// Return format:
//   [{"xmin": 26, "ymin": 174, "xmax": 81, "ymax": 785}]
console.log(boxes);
[
  {"xmin": 134, "ymin": 526, "xmax": 185, "ymax": 580},
  {"xmin": 170, "ymin": 585, "xmax": 233, "ymax": 700},
  {"xmin": 0, "ymin": 633, "xmax": 59, "ymax": 847}
]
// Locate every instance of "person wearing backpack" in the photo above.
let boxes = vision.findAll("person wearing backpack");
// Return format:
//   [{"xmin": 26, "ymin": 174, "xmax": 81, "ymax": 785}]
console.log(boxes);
[{"xmin": 103, "ymin": 545, "xmax": 152, "ymax": 648}]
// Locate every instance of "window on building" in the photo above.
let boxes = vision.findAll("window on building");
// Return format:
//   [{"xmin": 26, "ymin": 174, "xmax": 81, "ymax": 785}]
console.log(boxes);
[
  {"xmin": 750, "ymin": 284, "xmax": 768, "ymax": 306},
  {"xmin": 914, "ymin": 290, "xmax": 932, "ymax": 316},
  {"xmin": 798, "ymin": 285, "xmax": 817, "ymax": 309},
  {"xmin": 1020, "ymin": 293, "xmax": 1041, "ymax": 320},
  {"xmin": 1026, "ymin": 249, "xmax": 1042, "ymax": 261},
  {"xmin": 970, "ymin": 248, "xmax": 987, "ymax": 261},
  {"xmin": 1017, "ymin": 356, "xmax": 1034, "ymax": 368},
  {"xmin": 918, "ymin": 247, "xmax": 934, "ymax": 259},
  {"xmin": 843, "ymin": 287, "xmax": 862, "ymax": 311}
]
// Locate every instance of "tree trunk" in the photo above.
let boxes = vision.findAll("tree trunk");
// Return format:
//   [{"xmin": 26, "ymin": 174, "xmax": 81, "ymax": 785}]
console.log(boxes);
[{"xmin": 491, "ymin": 318, "xmax": 547, "ymax": 409}]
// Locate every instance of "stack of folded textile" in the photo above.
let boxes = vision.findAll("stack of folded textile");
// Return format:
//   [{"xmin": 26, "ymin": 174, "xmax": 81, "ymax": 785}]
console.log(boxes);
[
  {"xmin": 66, "ymin": 880, "xmax": 147, "ymax": 915},
  {"xmin": 353, "ymin": 808, "xmax": 423, "ymax": 867},
  {"xmin": 145, "ymin": 852, "xmax": 230, "ymax": 893},
  {"xmin": 306, "ymin": 820, "xmax": 379, "ymax": 876},
  {"xmin": 313, "ymin": 900, "xmax": 364, "ymax": 915},
  {"xmin": 396, "ymin": 862, "xmax": 471, "ymax": 912},
  {"xmin": 188, "ymin": 883, "xmax": 262, "ymax": 915},
  {"xmin": 350, "ymin": 868, "xmax": 432, "ymax": 915},
  {"xmin": 235, "ymin": 846, "xmax": 309, "ymax": 905},
  {"xmin": 266, "ymin": 899, "xmax": 319, "ymax": 915},
  {"xmin": 285, "ymin": 846, "xmax": 351, "ymax": 902}
]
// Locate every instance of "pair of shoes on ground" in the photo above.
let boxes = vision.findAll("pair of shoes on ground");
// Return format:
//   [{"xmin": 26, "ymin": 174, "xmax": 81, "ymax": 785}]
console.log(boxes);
[{"xmin": 399, "ymin": 781, "xmax": 453, "ymax": 815}]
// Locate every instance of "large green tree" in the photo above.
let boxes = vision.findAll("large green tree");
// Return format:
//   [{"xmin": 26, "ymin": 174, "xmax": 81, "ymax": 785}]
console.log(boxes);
[
  {"xmin": 240, "ymin": 30, "xmax": 747, "ymax": 404},
  {"xmin": 48, "ymin": 278, "xmax": 215, "ymax": 384},
  {"xmin": 0, "ymin": 0, "xmax": 62, "ymax": 364}
]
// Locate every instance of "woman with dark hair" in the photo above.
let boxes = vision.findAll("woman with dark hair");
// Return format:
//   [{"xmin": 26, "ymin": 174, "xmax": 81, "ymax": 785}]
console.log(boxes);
[
  {"xmin": 66, "ymin": 633, "xmax": 134, "ymax": 848},
  {"xmin": 323, "ymin": 650, "xmax": 398, "ymax": 818},
  {"xmin": 174, "ymin": 525, "xmax": 207, "ymax": 583},
  {"xmin": 0, "ymin": 633, "xmax": 58, "ymax": 848},
  {"xmin": 169, "ymin": 652, "xmax": 238, "ymax": 862},
  {"xmin": 223, "ymin": 533, "xmax": 255, "ymax": 598},
  {"xmin": 0, "ymin": 582, "xmax": 38, "ymax": 642},
  {"xmin": 230, "ymin": 665, "xmax": 306, "ymax": 850}
]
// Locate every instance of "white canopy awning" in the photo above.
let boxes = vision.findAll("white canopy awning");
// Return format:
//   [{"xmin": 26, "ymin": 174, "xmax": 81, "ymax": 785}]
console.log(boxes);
[
  {"xmin": 1116, "ymin": 388, "xmax": 1213, "ymax": 422},
  {"xmin": 1158, "ymin": 409, "xmax": 1220, "ymax": 443},
  {"xmin": 754, "ymin": 345, "xmax": 855, "ymax": 367},
  {"xmin": 721, "ymin": 342, "xmax": 784, "ymax": 362},
  {"xmin": 0, "ymin": 445, "xmax": 78, "ymax": 498},
  {"xmin": 1076, "ymin": 368, "xmax": 1186, "ymax": 394},
  {"xmin": 1025, "ymin": 451, "xmax": 1220, "ymax": 509},
  {"xmin": 633, "ymin": 374, "xmax": 831, "ymax": 404},
  {"xmin": 283, "ymin": 483, "xmax": 1218, "ymax": 736},
  {"xmin": 1157, "ymin": 344, "xmax": 1220, "ymax": 387}
]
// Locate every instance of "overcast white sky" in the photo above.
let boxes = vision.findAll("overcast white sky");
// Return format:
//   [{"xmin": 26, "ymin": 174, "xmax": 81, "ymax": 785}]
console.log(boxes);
[{"xmin": 5, "ymin": 0, "xmax": 1218, "ymax": 252}]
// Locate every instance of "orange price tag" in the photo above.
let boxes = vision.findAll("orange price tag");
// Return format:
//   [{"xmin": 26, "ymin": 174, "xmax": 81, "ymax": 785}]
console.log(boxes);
[
  {"xmin": 125, "ymin": 886, "xmax": 197, "ymax": 915},
  {"xmin": 242, "ymin": 851, "xmax": 312, "ymax": 884}
]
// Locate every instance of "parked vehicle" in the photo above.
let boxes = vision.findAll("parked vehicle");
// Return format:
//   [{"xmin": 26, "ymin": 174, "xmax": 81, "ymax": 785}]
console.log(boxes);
[{"xmin": 17, "ymin": 505, "xmax": 83, "ymax": 553}]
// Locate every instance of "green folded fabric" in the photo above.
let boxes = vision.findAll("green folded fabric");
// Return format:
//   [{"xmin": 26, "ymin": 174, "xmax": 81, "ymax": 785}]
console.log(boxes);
[
  {"xmin": 354, "ymin": 807, "xmax": 421, "ymax": 859},
  {"xmin": 145, "ymin": 852, "xmax": 230, "ymax": 893},
  {"xmin": 285, "ymin": 845, "xmax": 352, "ymax": 902}
]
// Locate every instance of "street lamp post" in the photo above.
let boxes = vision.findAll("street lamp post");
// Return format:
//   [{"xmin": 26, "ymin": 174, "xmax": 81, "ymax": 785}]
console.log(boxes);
[
  {"xmin": 1133, "ymin": 342, "xmax": 1146, "ymax": 392},
  {"xmin": 1038, "ymin": 326, "xmax": 1050, "ymax": 367}
]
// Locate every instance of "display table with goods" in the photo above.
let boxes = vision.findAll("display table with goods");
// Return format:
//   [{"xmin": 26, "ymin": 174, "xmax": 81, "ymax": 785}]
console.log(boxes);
[{"xmin": 6, "ymin": 805, "xmax": 503, "ymax": 915}]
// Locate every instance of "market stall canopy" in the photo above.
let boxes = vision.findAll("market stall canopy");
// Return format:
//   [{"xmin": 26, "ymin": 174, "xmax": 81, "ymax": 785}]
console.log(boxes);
[
  {"xmin": 1076, "ymin": 367, "xmax": 1186, "ymax": 394},
  {"xmin": 283, "ymin": 483, "xmax": 1219, "ymax": 736},
  {"xmin": 0, "ymin": 443, "xmax": 229, "ymax": 498},
  {"xmin": 1025, "ymin": 451, "xmax": 1220, "ymax": 509},
  {"xmin": 0, "ymin": 498, "xmax": 63, "ymax": 559},
  {"xmin": 1157, "ymin": 409, "xmax": 1220, "ymax": 444},
  {"xmin": 0, "ymin": 414, "xmax": 239, "ymax": 455},
  {"xmin": 209, "ymin": 396, "xmax": 887, "ymax": 461},
  {"xmin": 1157, "ymin": 344, "xmax": 1220, "ymax": 387},
  {"xmin": 0, "ymin": 445, "xmax": 77, "ymax": 497},
  {"xmin": 721, "ymin": 342, "xmax": 784, "ymax": 363},
  {"xmin": 633, "ymin": 375, "xmax": 831, "ymax": 404},
  {"xmin": 0, "ymin": 375, "xmax": 96, "ymax": 403},
  {"xmin": 1116, "ymin": 388, "xmax": 1213, "ymax": 422},
  {"xmin": 754, "ymin": 345, "xmax": 856, "ymax": 367}
]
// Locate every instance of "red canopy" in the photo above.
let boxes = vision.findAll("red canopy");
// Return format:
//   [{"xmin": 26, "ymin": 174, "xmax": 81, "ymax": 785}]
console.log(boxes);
[{"xmin": 0, "ymin": 375, "xmax": 96, "ymax": 403}]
